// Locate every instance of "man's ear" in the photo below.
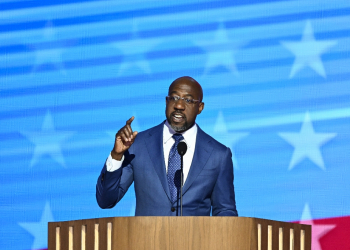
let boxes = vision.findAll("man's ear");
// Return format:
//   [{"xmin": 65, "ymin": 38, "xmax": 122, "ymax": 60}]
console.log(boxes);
[{"xmin": 198, "ymin": 102, "xmax": 204, "ymax": 114}]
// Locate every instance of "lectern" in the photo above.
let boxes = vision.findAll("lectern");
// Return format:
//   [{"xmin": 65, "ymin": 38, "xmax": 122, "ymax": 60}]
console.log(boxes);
[{"xmin": 48, "ymin": 217, "xmax": 311, "ymax": 250}]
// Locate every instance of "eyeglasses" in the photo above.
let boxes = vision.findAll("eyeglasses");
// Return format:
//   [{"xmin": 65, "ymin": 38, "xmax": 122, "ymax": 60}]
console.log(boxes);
[{"xmin": 166, "ymin": 95, "xmax": 201, "ymax": 105}]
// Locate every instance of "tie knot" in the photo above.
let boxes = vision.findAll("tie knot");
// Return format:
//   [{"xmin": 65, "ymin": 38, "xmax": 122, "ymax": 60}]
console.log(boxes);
[{"xmin": 172, "ymin": 133, "xmax": 184, "ymax": 143}]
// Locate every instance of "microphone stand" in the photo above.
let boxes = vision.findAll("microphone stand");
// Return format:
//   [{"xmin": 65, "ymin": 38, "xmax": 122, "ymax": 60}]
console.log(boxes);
[
  {"xmin": 180, "ymin": 154, "xmax": 184, "ymax": 216},
  {"xmin": 177, "ymin": 141, "xmax": 187, "ymax": 216}
]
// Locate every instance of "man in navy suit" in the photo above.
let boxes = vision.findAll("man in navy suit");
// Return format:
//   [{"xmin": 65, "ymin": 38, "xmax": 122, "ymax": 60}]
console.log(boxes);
[{"xmin": 96, "ymin": 76, "xmax": 238, "ymax": 216}]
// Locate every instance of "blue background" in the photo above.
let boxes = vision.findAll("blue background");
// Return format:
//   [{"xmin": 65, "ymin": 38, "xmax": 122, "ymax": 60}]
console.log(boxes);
[{"xmin": 1, "ymin": 0, "xmax": 350, "ymax": 249}]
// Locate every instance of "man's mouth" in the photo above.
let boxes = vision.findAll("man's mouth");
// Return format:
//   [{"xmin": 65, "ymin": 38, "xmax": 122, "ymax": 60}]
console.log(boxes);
[{"xmin": 172, "ymin": 113, "xmax": 185, "ymax": 123}]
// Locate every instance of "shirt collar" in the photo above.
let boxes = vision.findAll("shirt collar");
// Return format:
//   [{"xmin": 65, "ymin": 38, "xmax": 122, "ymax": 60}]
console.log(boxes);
[{"xmin": 163, "ymin": 120, "xmax": 197, "ymax": 150}]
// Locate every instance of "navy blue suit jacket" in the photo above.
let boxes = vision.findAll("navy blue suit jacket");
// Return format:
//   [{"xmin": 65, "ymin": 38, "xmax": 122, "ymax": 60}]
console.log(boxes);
[{"xmin": 96, "ymin": 122, "xmax": 238, "ymax": 216}]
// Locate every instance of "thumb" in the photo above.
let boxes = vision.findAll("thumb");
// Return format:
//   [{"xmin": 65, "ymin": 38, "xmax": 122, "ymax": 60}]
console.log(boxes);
[{"xmin": 133, "ymin": 131, "xmax": 138, "ymax": 137}]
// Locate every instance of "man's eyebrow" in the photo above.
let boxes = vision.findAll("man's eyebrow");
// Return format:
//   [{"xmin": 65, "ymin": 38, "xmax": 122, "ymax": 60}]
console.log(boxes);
[{"xmin": 169, "ymin": 91, "xmax": 194, "ymax": 98}]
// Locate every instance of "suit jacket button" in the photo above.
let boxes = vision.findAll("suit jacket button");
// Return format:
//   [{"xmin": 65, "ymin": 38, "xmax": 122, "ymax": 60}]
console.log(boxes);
[
  {"xmin": 101, "ymin": 173, "xmax": 105, "ymax": 181},
  {"xmin": 171, "ymin": 207, "xmax": 176, "ymax": 212}
]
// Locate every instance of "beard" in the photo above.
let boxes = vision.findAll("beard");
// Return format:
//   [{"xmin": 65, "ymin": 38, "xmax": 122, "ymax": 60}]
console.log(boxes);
[
  {"xmin": 170, "ymin": 122, "xmax": 188, "ymax": 132},
  {"xmin": 166, "ymin": 114, "xmax": 189, "ymax": 132}
]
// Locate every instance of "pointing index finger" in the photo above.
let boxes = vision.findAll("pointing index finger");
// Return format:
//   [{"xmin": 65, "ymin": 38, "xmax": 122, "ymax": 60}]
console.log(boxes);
[{"xmin": 126, "ymin": 116, "xmax": 135, "ymax": 125}]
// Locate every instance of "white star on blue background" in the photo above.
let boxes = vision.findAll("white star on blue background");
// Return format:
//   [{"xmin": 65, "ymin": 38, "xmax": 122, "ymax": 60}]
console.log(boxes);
[
  {"xmin": 196, "ymin": 22, "xmax": 247, "ymax": 76},
  {"xmin": 21, "ymin": 111, "xmax": 74, "ymax": 168},
  {"xmin": 278, "ymin": 112, "xmax": 336, "ymax": 170},
  {"xmin": 213, "ymin": 111, "xmax": 249, "ymax": 169},
  {"xmin": 281, "ymin": 20, "xmax": 337, "ymax": 78},
  {"xmin": 30, "ymin": 21, "xmax": 67, "ymax": 75},
  {"xmin": 112, "ymin": 20, "xmax": 159, "ymax": 75},
  {"xmin": 18, "ymin": 201, "xmax": 54, "ymax": 250}
]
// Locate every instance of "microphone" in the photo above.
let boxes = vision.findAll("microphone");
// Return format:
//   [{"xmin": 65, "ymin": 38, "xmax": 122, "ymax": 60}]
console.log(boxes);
[
  {"xmin": 177, "ymin": 141, "xmax": 187, "ymax": 216},
  {"xmin": 177, "ymin": 141, "xmax": 187, "ymax": 156}
]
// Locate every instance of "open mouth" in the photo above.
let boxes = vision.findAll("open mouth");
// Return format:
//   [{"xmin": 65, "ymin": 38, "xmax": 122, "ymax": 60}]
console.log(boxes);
[{"xmin": 172, "ymin": 113, "xmax": 185, "ymax": 123}]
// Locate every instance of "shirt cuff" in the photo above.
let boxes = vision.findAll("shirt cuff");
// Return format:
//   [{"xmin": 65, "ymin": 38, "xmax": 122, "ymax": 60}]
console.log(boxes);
[{"xmin": 106, "ymin": 153, "xmax": 124, "ymax": 172}]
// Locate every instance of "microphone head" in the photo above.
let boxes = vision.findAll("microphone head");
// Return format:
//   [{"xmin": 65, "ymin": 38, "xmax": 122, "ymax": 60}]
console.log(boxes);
[{"xmin": 177, "ymin": 141, "xmax": 187, "ymax": 156}]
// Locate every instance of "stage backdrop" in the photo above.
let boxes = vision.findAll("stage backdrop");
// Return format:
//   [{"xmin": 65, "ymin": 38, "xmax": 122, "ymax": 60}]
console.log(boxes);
[{"xmin": 1, "ymin": 0, "xmax": 350, "ymax": 249}]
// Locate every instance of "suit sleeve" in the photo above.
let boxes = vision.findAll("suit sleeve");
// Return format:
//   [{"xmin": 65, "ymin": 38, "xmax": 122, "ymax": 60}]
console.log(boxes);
[
  {"xmin": 96, "ymin": 151, "xmax": 134, "ymax": 209},
  {"xmin": 211, "ymin": 147, "xmax": 238, "ymax": 216}
]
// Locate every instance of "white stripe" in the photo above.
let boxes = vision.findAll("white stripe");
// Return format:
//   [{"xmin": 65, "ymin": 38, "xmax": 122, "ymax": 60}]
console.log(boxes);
[
  {"xmin": 1, "ymin": 107, "xmax": 349, "ymax": 158},
  {"xmin": 1, "ymin": 0, "xmax": 350, "ymax": 43},
  {"xmin": 224, "ymin": 108, "xmax": 350, "ymax": 130}
]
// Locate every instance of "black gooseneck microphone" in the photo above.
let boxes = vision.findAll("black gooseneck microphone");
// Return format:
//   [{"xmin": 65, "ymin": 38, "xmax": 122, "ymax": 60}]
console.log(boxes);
[{"xmin": 177, "ymin": 141, "xmax": 187, "ymax": 216}]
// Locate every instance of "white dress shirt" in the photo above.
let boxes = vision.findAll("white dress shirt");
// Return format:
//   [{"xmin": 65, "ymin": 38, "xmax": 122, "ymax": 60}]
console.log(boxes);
[{"xmin": 105, "ymin": 121, "xmax": 197, "ymax": 184}]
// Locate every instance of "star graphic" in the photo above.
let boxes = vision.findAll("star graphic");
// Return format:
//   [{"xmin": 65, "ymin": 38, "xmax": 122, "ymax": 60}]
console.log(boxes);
[
  {"xmin": 213, "ymin": 111, "xmax": 249, "ymax": 169},
  {"xmin": 278, "ymin": 112, "xmax": 336, "ymax": 170},
  {"xmin": 112, "ymin": 20, "xmax": 159, "ymax": 75},
  {"xmin": 21, "ymin": 110, "xmax": 74, "ymax": 168},
  {"xmin": 196, "ymin": 22, "xmax": 247, "ymax": 76},
  {"xmin": 280, "ymin": 20, "xmax": 337, "ymax": 78},
  {"xmin": 19, "ymin": 201, "xmax": 54, "ymax": 250},
  {"xmin": 299, "ymin": 203, "xmax": 336, "ymax": 250},
  {"xmin": 29, "ymin": 20, "xmax": 69, "ymax": 75}
]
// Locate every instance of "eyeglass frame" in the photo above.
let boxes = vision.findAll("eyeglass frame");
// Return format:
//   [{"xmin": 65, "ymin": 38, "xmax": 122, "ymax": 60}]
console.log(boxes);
[{"xmin": 166, "ymin": 95, "xmax": 201, "ymax": 105}]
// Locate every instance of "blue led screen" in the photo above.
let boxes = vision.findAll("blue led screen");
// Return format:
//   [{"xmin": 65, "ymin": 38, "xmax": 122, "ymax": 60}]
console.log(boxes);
[{"xmin": 1, "ymin": 0, "xmax": 350, "ymax": 249}]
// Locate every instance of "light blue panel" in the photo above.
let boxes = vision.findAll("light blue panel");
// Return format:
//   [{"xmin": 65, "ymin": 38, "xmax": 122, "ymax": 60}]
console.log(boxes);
[{"xmin": 1, "ymin": 0, "xmax": 350, "ymax": 249}]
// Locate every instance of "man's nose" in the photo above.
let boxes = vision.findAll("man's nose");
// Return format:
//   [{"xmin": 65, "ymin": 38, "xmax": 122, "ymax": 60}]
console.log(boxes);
[{"xmin": 174, "ymin": 98, "xmax": 186, "ymax": 110}]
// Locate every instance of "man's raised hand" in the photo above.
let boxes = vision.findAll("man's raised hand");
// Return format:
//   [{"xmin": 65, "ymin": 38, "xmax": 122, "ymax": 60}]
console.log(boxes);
[{"xmin": 111, "ymin": 116, "xmax": 138, "ymax": 160}]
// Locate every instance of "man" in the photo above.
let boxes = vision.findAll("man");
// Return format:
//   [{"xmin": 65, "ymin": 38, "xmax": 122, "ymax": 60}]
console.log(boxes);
[{"xmin": 96, "ymin": 76, "xmax": 238, "ymax": 216}]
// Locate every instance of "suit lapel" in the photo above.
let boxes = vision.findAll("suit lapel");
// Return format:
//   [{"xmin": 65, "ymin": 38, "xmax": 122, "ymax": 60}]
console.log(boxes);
[
  {"xmin": 182, "ymin": 126, "xmax": 213, "ymax": 195},
  {"xmin": 144, "ymin": 123, "xmax": 172, "ymax": 201}
]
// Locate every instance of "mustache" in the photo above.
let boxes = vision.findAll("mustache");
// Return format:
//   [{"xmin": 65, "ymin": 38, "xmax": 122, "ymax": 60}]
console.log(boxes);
[{"xmin": 171, "ymin": 111, "xmax": 186, "ymax": 118}]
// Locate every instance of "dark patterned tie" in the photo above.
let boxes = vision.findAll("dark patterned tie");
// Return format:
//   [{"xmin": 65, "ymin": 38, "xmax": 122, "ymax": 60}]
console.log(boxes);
[{"xmin": 167, "ymin": 133, "xmax": 184, "ymax": 203}]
